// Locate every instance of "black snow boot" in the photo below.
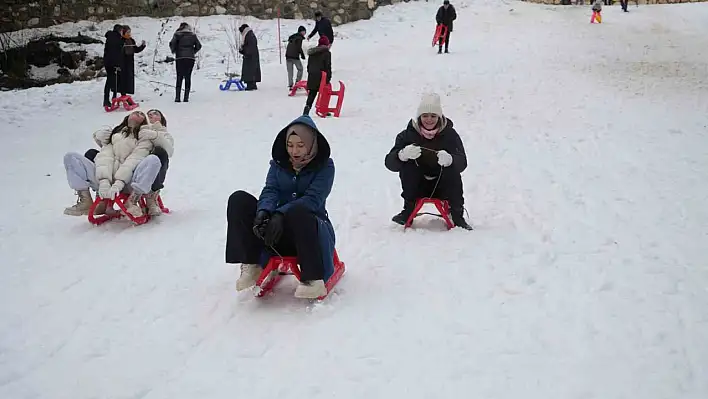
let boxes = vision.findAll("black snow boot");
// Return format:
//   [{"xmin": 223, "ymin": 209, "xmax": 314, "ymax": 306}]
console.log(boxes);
[
  {"xmin": 392, "ymin": 201, "xmax": 416, "ymax": 225},
  {"xmin": 451, "ymin": 207, "xmax": 473, "ymax": 230}
]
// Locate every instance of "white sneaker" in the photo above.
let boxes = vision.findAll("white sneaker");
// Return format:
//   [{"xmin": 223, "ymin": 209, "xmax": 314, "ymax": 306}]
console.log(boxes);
[
  {"xmin": 294, "ymin": 279, "xmax": 327, "ymax": 299},
  {"xmin": 236, "ymin": 264, "xmax": 262, "ymax": 291}
]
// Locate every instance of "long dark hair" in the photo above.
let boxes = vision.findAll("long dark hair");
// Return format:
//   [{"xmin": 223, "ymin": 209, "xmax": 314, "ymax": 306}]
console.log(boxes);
[{"xmin": 109, "ymin": 113, "xmax": 147, "ymax": 143}]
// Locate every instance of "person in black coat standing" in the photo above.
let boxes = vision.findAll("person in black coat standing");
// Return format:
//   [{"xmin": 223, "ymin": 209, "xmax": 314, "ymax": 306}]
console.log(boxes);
[
  {"xmin": 169, "ymin": 22, "xmax": 202, "ymax": 102},
  {"xmin": 307, "ymin": 11, "xmax": 334, "ymax": 47},
  {"xmin": 102, "ymin": 24, "xmax": 124, "ymax": 107},
  {"xmin": 303, "ymin": 35, "xmax": 332, "ymax": 116},
  {"xmin": 285, "ymin": 26, "xmax": 306, "ymax": 89},
  {"xmin": 436, "ymin": 0, "xmax": 457, "ymax": 54},
  {"xmin": 238, "ymin": 24, "xmax": 261, "ymax": 91},
  {"xmin": 385, "ymin": 92, "xmax": 472, "ymax": 230},
  {"xmin": 118, "ymin": 25, "xmax": 145, "ymax": 103}
]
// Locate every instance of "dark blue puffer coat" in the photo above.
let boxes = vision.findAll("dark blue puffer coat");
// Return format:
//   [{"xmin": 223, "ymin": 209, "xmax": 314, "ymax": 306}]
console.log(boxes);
[{"xmin": 256, "ymin": 115, "xmax": 336, "ymax": 281}]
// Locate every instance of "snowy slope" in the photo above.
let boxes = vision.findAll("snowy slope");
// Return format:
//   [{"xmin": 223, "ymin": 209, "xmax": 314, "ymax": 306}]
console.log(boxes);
[{"xmin": 1, "ymin": 1, "xmax": 708, "ymax": 398}]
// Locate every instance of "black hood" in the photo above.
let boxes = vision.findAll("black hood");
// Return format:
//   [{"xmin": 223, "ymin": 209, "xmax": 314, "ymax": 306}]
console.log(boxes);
[{"xmin": 271, "ymin": 115, "xmax": 331, "ymax": 171}]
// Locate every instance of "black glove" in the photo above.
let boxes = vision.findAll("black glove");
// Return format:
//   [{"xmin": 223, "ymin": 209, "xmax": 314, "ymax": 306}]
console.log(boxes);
[
  {"xmin": 252, "ymin": 210, "xmax": 271, "ymax": 239},
  {"xmin": 263, "ymin": 212, "xmax": 284, "ymax": 247}
]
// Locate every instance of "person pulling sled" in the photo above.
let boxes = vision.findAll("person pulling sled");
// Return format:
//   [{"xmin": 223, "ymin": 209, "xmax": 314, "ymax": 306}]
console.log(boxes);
[
  {"xmin": 436, "ymin": 0, "xmax": 457, "ymax": 54},
  {"xmin": 303, "ymin": 35, "xmax": 332, "ymax": 116},
  {"xmin": 226, "ymin": 115, "xmax": 337, "ymax": 299},
  {"xmin": 384, "ymin": 92, "xmax": 472, "ymax": 230}
]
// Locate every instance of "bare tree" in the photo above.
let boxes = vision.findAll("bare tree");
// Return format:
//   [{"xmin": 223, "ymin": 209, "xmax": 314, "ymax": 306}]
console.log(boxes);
[
  {"xmin": 152, "ymin": 17, "xmax": 171, "ymax": 73},
  {"xmin": 221, "ymin": 16, "xmax": 243, "ymax": 77}
]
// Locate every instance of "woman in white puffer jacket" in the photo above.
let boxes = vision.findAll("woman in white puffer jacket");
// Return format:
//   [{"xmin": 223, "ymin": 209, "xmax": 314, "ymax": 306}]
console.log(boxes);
[{"xmin": 63, "ymin": 110, "xmax": 170, "ymax": 219}]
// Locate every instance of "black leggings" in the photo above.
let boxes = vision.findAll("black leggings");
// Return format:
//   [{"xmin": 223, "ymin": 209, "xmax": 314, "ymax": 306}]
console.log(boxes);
[
  {"xmin": 176, "ymin": 59, "xmax": 195, "ymax": 98},
  {"xmin": 84, "ymin": 147, "xmax": 170, "ymax": 192}
]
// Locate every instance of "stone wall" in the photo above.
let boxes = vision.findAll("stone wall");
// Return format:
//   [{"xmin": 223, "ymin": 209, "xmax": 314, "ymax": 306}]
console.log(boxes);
[
  {"xmin": 0, "ymin": 0, "xmax": 397, "ymax": 33},
  {"xmin": 522, "ymin": 0, "xmax": 707, "ymax": 5}
]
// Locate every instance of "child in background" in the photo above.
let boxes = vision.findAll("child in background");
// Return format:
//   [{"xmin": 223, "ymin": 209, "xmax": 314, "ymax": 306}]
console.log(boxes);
[{"xmin": 591, "ymin": 0, "xmax": 602, "ymax": 24}]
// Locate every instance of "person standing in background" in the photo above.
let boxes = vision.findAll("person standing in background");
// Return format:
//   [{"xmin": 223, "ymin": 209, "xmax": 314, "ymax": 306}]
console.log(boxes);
[
  {"xmin": 285, "ymin": 26, "xmax": 307, "ymax": 90},
  {"xmin": 169, "ymin": 22, "xmax": 202, "ymax": 102},
  {"xmin": 102, "ymin": 24, "xmax": 124, "ymax": 108},
  {"xmin": 435, "ymin": 0, "xmax": 457, "ymax": 54},
  {"xmin": 307, "ymin": 11, "xmax": 334, "ymax": 47},
  {"xmin": 118, "ymin": 25, "xmax": 146, "ymax": 105},
  {"xmin": 238, "ymin": 24, "xmax": 262, "ymax": 91}
]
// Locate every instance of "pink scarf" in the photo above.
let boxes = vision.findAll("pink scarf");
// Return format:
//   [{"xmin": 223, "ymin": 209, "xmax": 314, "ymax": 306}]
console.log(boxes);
[{"xmin": 419, "ymin": 125, "xmax": 439, "ymax": 140}]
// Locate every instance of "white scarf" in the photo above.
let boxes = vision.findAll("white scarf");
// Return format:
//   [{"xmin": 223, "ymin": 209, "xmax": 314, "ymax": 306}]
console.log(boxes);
[{"xmin": 239, "ymin": 27, "xmax": 252, "ymax": 51}]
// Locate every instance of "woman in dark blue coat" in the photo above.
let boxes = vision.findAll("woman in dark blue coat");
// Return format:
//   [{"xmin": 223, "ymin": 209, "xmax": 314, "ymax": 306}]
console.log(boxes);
[{"xmin": 226, "ymin": 115, "xmax": 336, "ymax": 299}]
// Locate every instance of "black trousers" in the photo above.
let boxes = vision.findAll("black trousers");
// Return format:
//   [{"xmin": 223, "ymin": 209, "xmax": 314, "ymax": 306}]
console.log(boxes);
[
  {"xmin": 226, "ymin": 190, "xmax": 325, "ymax": 281},
  {"xmin": 103, "ymin": 66, "xmax": 120, "ymax": 105},
  {"xmin": 305, "ymin": 88, "xmax": 318, "ymax": 109},
  {"xmin": 399, "ymin": 161, "xmax": 464, "ymax": 210},
  {"xmin": 438, "ymin": 26, "xmax": 451, "ymax": 51},
  {"xmin": 620, "ymin": 0, "xmax": 628, "ymax": 10},
  {"xmin": 175, "ymin": 59, "xmax": 195, "ymax": 100},
  {"xmin": 85, "ymin": 147, "xmax": 169, "ymax": 192}
]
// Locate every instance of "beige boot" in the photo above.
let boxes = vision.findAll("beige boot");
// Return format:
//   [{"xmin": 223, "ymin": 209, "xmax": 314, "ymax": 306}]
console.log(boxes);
[
  {"xmin": 64, "ymin": 190, "xmax": 93, "ymax": 216},
  {"xmin": 92, "ymin": 200, "xmax": 120, "ymax": 216},
  {"xmin": 294, "ymin": 280, "xmax": 327, "ymax": 299},
  {"xmin": 122, "ymin": 191, "xmax": 144, "ymax": 218},
  {"xmin": 236, "ymin": 264, "xmax": 262, "ymax": 291},
  {"xmin": 144, "ymin": 190, "xmax": 162, "ymax": 216}
]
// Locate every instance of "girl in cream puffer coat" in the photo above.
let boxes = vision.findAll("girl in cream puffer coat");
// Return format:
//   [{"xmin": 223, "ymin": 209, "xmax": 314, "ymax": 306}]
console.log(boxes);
[{"xmin": 63, "ymin": 110, "xmax": 173, "ymax": 219}]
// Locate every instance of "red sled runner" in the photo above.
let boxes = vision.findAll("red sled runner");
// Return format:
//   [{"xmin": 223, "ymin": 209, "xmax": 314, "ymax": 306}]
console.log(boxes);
[
  {"xmin": 88, "ymin": 192, "xmax": 170, "ymax": 226},
  {"xmin": 254, "ymin": 249, "xmax": 346, "ymax": 300},
  {"xmin": 432, "ymin": 24, "xmax": 449, "ymax": 47},
  {"xmin": 404, "ymin": 198, "xmax": 454, "ymax": 230}
]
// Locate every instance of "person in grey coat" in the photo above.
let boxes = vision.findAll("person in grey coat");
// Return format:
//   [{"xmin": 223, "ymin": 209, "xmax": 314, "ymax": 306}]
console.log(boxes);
[
  {"xmin": 238, "ymin": 24, "xmax": 261, "ymax": 91},
  {"xmin": 169, "ymin": 22, "xmax": 202, "ymax": 102}
]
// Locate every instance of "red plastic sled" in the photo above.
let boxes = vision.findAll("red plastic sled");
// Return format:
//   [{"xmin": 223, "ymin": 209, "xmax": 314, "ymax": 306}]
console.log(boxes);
[
  {"xmin": 315, "ymin": 71, "xmax": 345, "ymax": 118},
  {"xmin": 404, "ymin": 198, "xmax": 454, "ymax": 230},
  {"xmin": 254, "ymin": 249, "xmax": 346, "ymax": 300},
  {"xmin": 432, "ymin": 24, "xmax": 449, "ymax": 47},
  {"xmin": 88, "ymin": 192, "xmax": 169, "ymax": 226},
  {"xmin": 288, "ymin": 80, "xmax": 309, "ymax": 96},
  {"xmin": 104, "ymin": 95, "xmax": 138, "ymax": 112}
]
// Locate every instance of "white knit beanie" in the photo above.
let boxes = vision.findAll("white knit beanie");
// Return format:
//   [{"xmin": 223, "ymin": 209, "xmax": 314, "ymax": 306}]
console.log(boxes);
[{"xmin": 416, "ymin": 92, "xmax": 443, "ymax": 118}]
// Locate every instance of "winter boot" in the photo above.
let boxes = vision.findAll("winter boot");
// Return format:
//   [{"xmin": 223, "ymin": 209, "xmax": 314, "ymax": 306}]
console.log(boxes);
[
  {"xmin": 183, "ymin": 92, "xmax": 189, "ymax": 102},
  {"xmin": 64, "ymin": 190, "xmax": 93, "ymax": 216},
  {"xmin": 93, "ymin": 200, "xmax": 120, "ymax": 216},
  {"xmin": 236, "ymin": 264, "xmax": 262, "ymax": 291},
  {"xmin": 122, "ymin": 191, "xmax": 144, "ymax": 219},
  {"xmin": 144, "ymin": 190, "xmax": 162, "ymax": 216},
  {"xmin": 391, "ymin": 200, "xmax": 416, "ymax": 225},
  {"xmin": 294, "ymin": 279, "xmax": 327, "ymax": 299},
  {"xmin": 451, "ymin": 207, "xmax": 473, "ymax": 230}
]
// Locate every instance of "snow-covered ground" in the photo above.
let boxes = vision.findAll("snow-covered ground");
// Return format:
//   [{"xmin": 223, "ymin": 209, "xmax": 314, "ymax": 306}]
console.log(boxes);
[{"xmin": 2, "ymin": 1, "xmax": 708, "ymax": 398}]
